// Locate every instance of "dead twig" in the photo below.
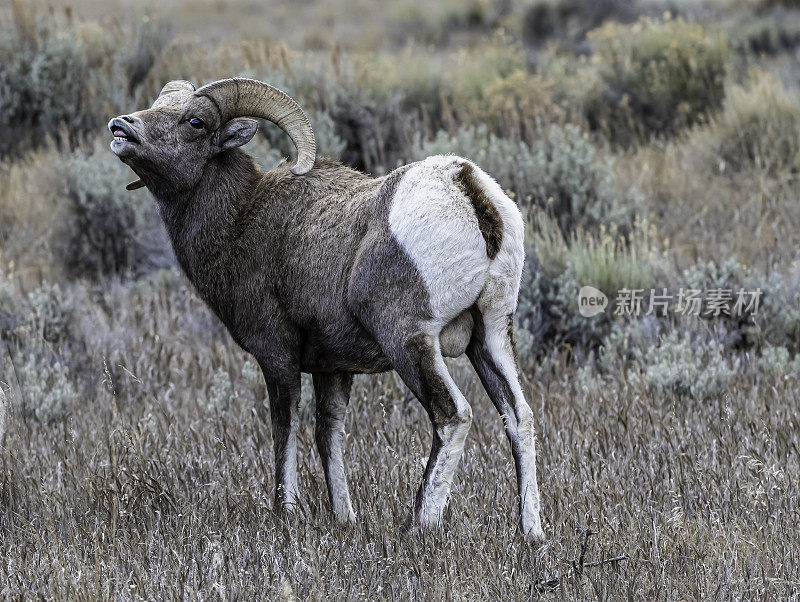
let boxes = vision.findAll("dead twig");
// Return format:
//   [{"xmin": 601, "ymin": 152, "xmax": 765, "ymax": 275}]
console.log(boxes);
[{"xmin": 536, "ymin": 529, "xmax": 629, "ymax": 590}]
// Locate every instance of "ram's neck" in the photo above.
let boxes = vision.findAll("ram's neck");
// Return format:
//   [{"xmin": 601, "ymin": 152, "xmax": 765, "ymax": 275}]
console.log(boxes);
[{"xmin": 154, "ymin": 149, "xmax": 263, "ymax": 286}]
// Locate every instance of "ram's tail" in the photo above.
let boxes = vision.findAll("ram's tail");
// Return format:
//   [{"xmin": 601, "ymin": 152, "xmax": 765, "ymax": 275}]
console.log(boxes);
[
  {"xmin": 455, "ymin": 159, "xmax": 525, "ymax": 316},
  {"xmin": 453, "ymin": 162, "xmax": 505, "ymax": 259}
]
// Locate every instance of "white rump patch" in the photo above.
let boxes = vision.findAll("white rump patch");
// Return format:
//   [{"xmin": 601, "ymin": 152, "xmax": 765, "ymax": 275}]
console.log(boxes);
[{"xmin": 388, "ymin": 155, "xmax": 491, "ymax": 324}]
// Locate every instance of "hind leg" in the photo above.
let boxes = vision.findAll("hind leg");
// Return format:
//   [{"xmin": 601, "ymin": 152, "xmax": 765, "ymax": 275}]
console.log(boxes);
[
  {"xmin": 396, "ymin": 328, "xmax": 473, "ymax": 527},
  {"xmin": 359, "ymin": 314, "xmax": 473, "ymax": 528},
  {"xmin": 313, "ymin": 372, "xmax": 356, "ymax": 523},
  {"xmin": 467, "ymin": 309, "xmax": 544, "ymax": 542}
]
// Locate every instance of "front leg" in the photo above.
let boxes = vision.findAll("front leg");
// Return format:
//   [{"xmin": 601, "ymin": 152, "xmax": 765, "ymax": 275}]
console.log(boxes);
[
  {"xmin": 263, "ymin": 371, "xmax": 301, "ymax": 512},
  {"xmin": 313, "ymin": 372, "xmax": 356, "ymax": 523}
]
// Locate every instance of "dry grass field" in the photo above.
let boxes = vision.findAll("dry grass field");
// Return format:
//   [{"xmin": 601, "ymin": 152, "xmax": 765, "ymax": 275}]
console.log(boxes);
[
  {"xmin": 2, "ymin": 0, "xmax": 800, "ymax": 599},
  {"xmin": 3, "ymin": 342, "xmax": 799, "ymax": 599}
]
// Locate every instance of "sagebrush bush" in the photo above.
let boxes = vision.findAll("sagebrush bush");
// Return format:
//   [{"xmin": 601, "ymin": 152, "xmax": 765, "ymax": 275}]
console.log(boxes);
[
  {"xmin": 117, "ymin": 17, "xmax": 171, "ymax": 94},
  {"xmin": 331, "ymin": 89, "xmax": 423, "ymax": 174},
  {"xmin": 0, "ymin": 280, "xmax": 73, "ymax": 351},
  {"xmin": 361, "ymin": 39, "xmax": 558, "ymax": 148},
  {"xmin": 528, "ymin": 124, "xmax": 643, "ymax": 232},
  {"xmin": 642, "ymin": 330, "xmax": 735, "ymax": 400},
  {"xmin": 17, "ymin": 352, "xmax": 77, "ymax": 425},
  {"xmin": 759, "ymin": 0, "xmax": 800, "ymax": 9},
  {"xmin": 0, "ymin": 30, "xmax": 91, "ymax": 153},
  {"xmin": 0, "ymin": 8, "xmax": 136, "ymax": 155},
  {"xmin": 522, "ymin": 0, "xmax": 639, "ymax": 48},
  {"xmin": 478, "ymin": 70, "xmax": 563, "ymax": 140},
  {"xmin": 756, "ymin": 345, "xmax": 800, "ymax": 377},
  {"xmin": 389, "ymin": 0, "xmax": 493, "ymax": 45},
  {"xmin": 517, "ymin": 212, "xmax": 662, "ymax": 356},
  {"xmin": 416, "ymin": 123, "xmax": 640, "ymax": 233},
  {"xmin": 681, "ymin": 258, "xmax": 800, "ymax": 352},
  {"xmin": 313, "ymin": 110, "xmax": 348, "ymax": 161},
  {"xmin": 251, "ymin": 108, "xmax": 346, "ymax": 169},
  {"xmin": 448, "ymin": 47, "xmax": 569, "ymax": 141},
  {"xmin": 0, "ymin": 272, "xmax": 13, "ymax": 332},
  {"xmin": 205, "ymin": 367, "xmax": 238, "ymax": 413},
  {"xmin": 596, "ymin": 314, "xmax": 663, "ymax": 368},
  {"xmin": 25, "ymin": 282, "xmax": 73, "ymax": 345},
  {"xmin": 58, "ymin": 150, "xmax": 173, "ymax": 280},
  {"xmin": 699, "ymin": 72, "xmax": 800, "ymax": 173},
  {"xmin": 580, "ymin": 313, "xmax": 741, "ymax": 400},
  {"xmin": 241, "ymin": 358, "xmax": 266, "ymax": 405},
  {"xmin": 585, "ymin": 16, "xmax": 729, "ymax": 145}
]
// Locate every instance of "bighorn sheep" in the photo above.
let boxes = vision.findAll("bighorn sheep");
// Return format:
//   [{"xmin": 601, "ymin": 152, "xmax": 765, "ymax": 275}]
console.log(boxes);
[{"xmin": 108, "ymin": 78, "xmax": 544, "ymax": 541}]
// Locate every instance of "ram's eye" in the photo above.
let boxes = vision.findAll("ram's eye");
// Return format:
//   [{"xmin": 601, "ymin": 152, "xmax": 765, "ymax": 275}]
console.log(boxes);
[{"xmin": 188, "ymin": 117, "xmax": 204, "ymax": 129}]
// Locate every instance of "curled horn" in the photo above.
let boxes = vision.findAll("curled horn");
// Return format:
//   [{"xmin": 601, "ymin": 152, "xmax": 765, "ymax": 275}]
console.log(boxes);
[{"xmin": 194, "ymin": 77, "xmax": 316, "ymax": 175}]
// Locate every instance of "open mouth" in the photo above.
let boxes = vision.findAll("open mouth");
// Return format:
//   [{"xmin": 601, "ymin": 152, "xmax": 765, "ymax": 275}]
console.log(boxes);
[
  {"xmin": 108, "ymin": 118, "xmax": 140, "ymax": 145},
  {"xmin": 108, "ymin": 118, "xmax": 143, "ymax": 189}
]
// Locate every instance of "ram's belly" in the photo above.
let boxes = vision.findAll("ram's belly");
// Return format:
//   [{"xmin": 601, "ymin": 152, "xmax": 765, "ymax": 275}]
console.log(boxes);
[
  {"xmin": 298, "ymin": 318, "xmax": 392, "ymax": 374},
  {"xmin": 299, "ymin": 310, "xmax": 474, "ymax": 374}
]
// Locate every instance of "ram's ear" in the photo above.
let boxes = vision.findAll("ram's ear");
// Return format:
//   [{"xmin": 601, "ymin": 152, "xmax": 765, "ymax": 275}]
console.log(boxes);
[{"xmin": 212, "ymin": 118, "xmax": 258, "ymax": 154}]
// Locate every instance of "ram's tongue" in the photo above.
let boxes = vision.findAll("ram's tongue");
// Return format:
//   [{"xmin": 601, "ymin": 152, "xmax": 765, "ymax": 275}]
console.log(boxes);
[{"xmin": 126, "ymin": 179, "xmax": 145, "ymax": 191}]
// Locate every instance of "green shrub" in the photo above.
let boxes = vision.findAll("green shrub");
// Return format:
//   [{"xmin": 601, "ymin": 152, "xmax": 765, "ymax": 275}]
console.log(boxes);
[
  {"xmin": 25, "ymin": 282, "xmax": 73, "ymax": 345},
  {"xmin": 415, "ymin": 123, "xmax": 641, "ymax": 233},
  {"xmin": 331, "ymin": 90, "xmax": 422, "ymax": 174},
  {"xmin": 517, "ymin": 213, "xmax": 662, "ymax": 356},
  {"xmin": 585, "ymin": 17, "xmax": 729, "ymax": 146},
  {"xmin": 756, "ymin": 345, "xmax": 800, "ymax": 377},
  {"xmin": 17, "ymin": 353, "xmax": 77, "ymax": 425},
  {"xmin": 0, "ymin": 31, "xmax": 90, "ymax": 153},
  {"xmin": 699, "ymin": 72, "xmax": 800, "ymax": 173},
  {"xmin": 680, "ymin": 258, "xmax": 800, "ymax": 352},
  {"xmin": 522, "ymin": 0, "xmax": 639, "ymax": 48},
  {"xmin": 204, "ymin": 368, "xmax": 238, "ymax": 413},
  {"xmin": 58, "ymin": 150, "xmax": 173, "ymax": 280},
  {"xmin": 633, "ymin": 330, "xmax": 735, "ymax": 401}
]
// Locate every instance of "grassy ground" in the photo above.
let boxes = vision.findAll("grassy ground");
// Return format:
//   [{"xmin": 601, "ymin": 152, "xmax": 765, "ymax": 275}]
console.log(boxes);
[
  {"xmin": 3, "ymin": 340, "xmax": 798, "ymax": 599},
  {"xmin": 2, "ymin": 0, "xmax": 800, "ymax": 598}
]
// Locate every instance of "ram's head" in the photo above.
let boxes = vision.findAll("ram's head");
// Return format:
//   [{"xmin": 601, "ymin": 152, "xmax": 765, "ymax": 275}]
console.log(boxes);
[{"xmin": 108, "ymin": 78, "xmax": 316, "ymax": 191}]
